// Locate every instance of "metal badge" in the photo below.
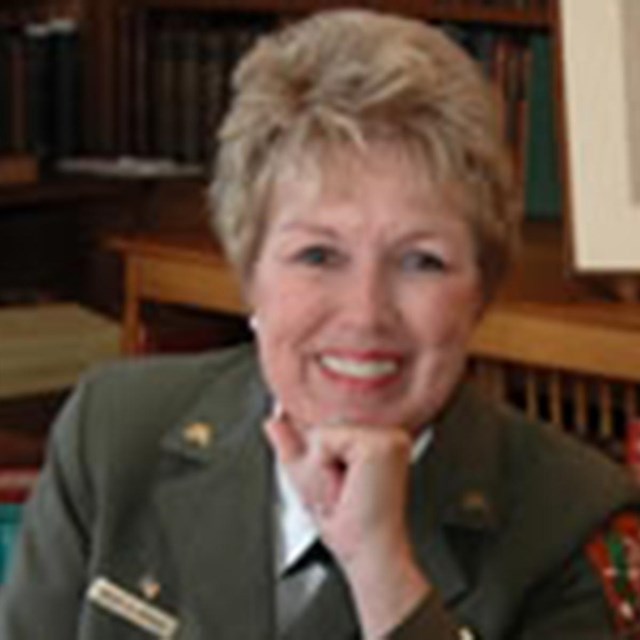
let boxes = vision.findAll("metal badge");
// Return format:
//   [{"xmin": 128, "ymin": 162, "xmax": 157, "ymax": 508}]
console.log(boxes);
[{"xmin": 88, "ymin": 576, "xmax": 179, "ymax": 638}]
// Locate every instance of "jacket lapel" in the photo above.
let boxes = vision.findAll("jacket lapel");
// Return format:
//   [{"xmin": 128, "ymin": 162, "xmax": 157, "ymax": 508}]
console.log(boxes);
[
  {"xmin": 411, "ymin": 384, "xmax": 507, "ymax": 607},
  {"xmin": 151, "ymin": 358, "xmax": 276, "ymax": 640}
]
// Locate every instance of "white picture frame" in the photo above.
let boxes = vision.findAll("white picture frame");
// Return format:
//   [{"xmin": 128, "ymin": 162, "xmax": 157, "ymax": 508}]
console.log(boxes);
[{"xmin": 559, "ymin": 0, "xmax": 640, "ymax": 271}]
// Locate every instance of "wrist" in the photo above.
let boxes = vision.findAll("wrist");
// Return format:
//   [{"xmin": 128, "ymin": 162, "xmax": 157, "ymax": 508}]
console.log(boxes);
[{"xmin": 342, "ymin": 544, "xmax": 431, "ymax": 639}]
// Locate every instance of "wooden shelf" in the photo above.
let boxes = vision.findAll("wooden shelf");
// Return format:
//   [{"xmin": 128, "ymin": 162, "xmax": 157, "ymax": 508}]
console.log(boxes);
[
  {"xmin": 421, "ymin": 5, "xmax": 551, "ymax": 29},
  {"xmin": 0, "ymin": 176, "xmax": 150, "ymax": 211},
  {"xmin": 122, "ymin": 0, "xmax": 552, "ymax": 28},
  {"xmin": 121, "ymin": 0, "xmax": 289, "ymax": 13}
]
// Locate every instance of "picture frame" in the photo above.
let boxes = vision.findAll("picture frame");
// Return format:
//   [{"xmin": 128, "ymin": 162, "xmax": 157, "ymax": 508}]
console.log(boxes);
[{"xmin": 559, "ymin": 0, "xmax": 640, "ymax": 272}]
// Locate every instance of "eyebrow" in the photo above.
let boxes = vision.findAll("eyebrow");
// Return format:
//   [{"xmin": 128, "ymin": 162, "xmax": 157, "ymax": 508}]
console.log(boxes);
[
  {"xmin": 275, "ymin": 221, "xmax": 339, "ymax": 238},
  {"xmin": 276, "ymin": 220, "xmax": 455, "ymax": 244}
]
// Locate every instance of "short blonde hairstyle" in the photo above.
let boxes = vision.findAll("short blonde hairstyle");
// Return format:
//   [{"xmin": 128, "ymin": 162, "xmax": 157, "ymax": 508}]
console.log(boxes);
[{"xmin": 210, "ymin": 9, "xmax": 520, "ymax": 299}]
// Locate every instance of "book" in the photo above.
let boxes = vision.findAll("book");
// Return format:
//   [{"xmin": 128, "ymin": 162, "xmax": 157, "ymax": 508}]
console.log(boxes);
[
  {"xmin": 9, "ymin": 25, "xmax": 28, "ymax": 154},
  {"xmin": 130, "ymin": 9, "xmax": 150, "ymax": 156},
  {"xmin": 200, "ymin": 25, "xmax": 229, "ymax": 164},
  {"xmin": 177, "ymin": 27, "xmax": 202, "ymax": 165},
  {"xmin": 151, "ymin": 23, "xmax": 178, "ymax": 159},
  {"xmin": 0, "ymin": 467, "xmax": 38, "ymax": 584},
  {"xmin": 0, "ymin": 502, "xmax": 22, "ymax": 583},
  {"xmin": 523, "ymin": 33, "xmax": 561, "ymax": 219},
  {"xmin": 0, "ymin": 27, "xmax": 12, "ymax": 153},
  {"xmin": 49, "ymin": 19, "xmax": 82, "ymax": 157},
  {"xmin": 24, "ymin": 22, "xmax": 53, "ymax": 161},
  {"xmin": 0, "ymin": 467, "xmax": 39, "ymax": 503},
  {"xmin": 55, "ymin": 155, "xmax": 203, "ymax": 179}
]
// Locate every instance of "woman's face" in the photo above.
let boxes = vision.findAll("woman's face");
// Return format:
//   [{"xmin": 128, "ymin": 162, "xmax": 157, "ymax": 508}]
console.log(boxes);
[{"xmin": 248, "ymin": 148, "xmax": 483, "ymax": 436}]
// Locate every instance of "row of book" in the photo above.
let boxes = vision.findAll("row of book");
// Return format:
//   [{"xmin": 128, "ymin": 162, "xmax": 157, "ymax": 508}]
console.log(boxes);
[
  {"xmin": 117, "ymin": 13, "xmax": 271, "ymax": 166},
  {"xmin": 443, "ymin": 25, "xmax": 560, "ymax": 219},
  {"xmin": 0, "ymin": 18, "xmax": 83, "ymax": 161},
  {"xmin": 116, "ymin": 15, "xmax": 559, "ymax": 219},
  {"xmin": 0, "ymin": 467, "xmax": 39, "ymax": 584}
]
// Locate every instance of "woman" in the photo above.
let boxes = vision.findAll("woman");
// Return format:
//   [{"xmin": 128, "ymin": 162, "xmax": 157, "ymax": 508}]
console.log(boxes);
[{"xmin": 2, "ymin": 9, "xmax": 639, "ymax": 640}]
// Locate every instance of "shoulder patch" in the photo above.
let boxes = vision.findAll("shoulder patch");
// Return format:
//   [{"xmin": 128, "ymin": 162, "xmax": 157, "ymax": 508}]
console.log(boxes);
[{"xmin": 586, "ymin": 512, "xmax": 640, "ymax": 636}]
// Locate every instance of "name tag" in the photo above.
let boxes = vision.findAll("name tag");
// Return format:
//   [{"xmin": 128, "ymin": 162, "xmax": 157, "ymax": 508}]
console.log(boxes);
[{"xmin": 88, "ymin": 577, "xmax": 179, "ymax": 638}]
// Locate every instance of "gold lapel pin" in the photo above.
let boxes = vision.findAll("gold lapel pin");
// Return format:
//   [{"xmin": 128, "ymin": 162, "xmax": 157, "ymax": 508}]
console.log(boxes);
[
  {"xmin": 183, "ymin": 422, "xmax": 214, "ymax": 449},
  {"xmin": 138, "ymin": 575, "xmax": 161, "ymax": 601},
  {"xmin": 461, "ymin": 490, "xmax": 490, "ymax": 516}
]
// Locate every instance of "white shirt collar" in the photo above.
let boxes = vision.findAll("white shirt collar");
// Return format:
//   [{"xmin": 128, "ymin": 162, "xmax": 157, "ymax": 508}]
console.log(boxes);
[{"xmin": 273, "ymin": 427, "xmax": 434, "ymax": 575}]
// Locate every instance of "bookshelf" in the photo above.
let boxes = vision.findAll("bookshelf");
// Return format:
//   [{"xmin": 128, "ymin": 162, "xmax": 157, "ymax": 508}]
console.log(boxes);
[
  {"xmin": 109, "ymin": 0, "xmax": 561, "ymax": 223},
  {"xmin": 0, "ymin": 0, "xmax": 86, "ymax": 181},
  {"xmin": 0, "ymin": 0, "xmax": 131, "ymax": 560}
]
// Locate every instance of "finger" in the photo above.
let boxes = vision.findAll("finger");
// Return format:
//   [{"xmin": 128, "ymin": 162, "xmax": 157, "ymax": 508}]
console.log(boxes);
[{"xmin": 263, "ymin": 404, "xmax": 306, "ymax": 464}]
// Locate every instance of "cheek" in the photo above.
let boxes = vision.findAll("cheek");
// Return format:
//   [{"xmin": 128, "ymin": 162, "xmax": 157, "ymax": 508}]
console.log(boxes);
[
  {"xmin": 412, "ymin": 281, "xmax": 481, "ymax": 350},
  {"xmin": 250, "ymin": 272, "xmax": 326, "ymax": 391}
]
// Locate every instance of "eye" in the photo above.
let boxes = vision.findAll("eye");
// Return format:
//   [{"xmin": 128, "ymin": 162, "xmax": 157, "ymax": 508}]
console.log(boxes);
[
  {"xmin": 292, "ymin": 244, "xmax": 342, "ymax": 267},
  {"xmin": 400, "ymin": 249, "xmax": 447, "ymax": 273}
]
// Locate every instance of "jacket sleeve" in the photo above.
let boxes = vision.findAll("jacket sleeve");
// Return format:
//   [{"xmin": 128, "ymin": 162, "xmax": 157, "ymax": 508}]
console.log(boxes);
[
  {"xmin": 513, "ymin": 546, "xmax": 619, "ymax": 639},
  {"xmin": 514, "ymin": 512, "xmax": 640, "ymax": 640},
  {"xmin": 0, "ymin": 382, "xmax": 93, "ymax": 640},
  {"xmin": 388, "ymin": 518, "xmax": 638, "ymax": 640},
  {"xmin": 387, "ymin": 590, "xmax": 462, "ymax": 640}
]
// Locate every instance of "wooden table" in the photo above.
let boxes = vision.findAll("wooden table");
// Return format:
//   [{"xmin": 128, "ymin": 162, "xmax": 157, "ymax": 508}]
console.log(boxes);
[
  {"xmin": 107, "ymin": 231, "xmax": 245, "ymax": 353},
  {"xmin": 0, "ymin": 303, "xmax": 121, "ymax": 399}
]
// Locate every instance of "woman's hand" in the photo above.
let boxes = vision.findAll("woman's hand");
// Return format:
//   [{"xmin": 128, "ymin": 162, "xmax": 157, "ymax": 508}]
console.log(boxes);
[{"xmin": 265, "ymin": 407, "xmax": 430, "ymax": 638}]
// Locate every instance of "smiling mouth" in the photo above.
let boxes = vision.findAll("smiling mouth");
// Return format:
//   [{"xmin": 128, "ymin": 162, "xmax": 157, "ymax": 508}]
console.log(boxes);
[{"xmin": 318, "ymin": 353, "xmax": 402, "ymax": 385}]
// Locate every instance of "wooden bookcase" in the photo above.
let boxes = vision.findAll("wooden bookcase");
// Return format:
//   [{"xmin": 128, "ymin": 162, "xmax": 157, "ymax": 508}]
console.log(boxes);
[
  {"xmin": 103, "ymin": 0, "xmax": 582, "ymax": 301},
  {"xmin": 110, "ymin": 0, "xmax": 556, "ymax": 182},
  {"xmin": 0, "ymin": 0, "xmax": 587, "ymax": 333},
  {"xmin": 0, "ymin": 0, "xmax": 85, "ymax": 175}
]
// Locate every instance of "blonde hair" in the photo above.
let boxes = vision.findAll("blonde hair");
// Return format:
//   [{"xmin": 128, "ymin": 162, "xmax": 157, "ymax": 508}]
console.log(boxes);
[{"xmin": 210, "ymin": 9, "xmax": 520, "ymax": 299}]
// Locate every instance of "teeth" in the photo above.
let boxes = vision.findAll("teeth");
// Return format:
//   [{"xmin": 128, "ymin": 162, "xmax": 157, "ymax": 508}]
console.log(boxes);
[{"xmin": 320, "ymin": 355, "xmax": 399, "ymax": 379}]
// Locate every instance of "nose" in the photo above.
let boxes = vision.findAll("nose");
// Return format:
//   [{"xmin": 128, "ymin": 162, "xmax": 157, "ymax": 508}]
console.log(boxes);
[{"xmin": 336, "ymin": 261, "xmax": 398, "ymax": 332}]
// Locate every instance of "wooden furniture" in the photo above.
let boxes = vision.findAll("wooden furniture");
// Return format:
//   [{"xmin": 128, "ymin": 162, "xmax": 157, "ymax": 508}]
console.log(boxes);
[
  {"xmin": 107, "ymin": 231, "xmax": 244, "ymax": 353},
  {"xmin": 0, "ymin": 303, "xmax": 121, "ymax": 399},
  {"xmin": 469, "ymin": 302, "xmax": 640, "ymax": 457}
]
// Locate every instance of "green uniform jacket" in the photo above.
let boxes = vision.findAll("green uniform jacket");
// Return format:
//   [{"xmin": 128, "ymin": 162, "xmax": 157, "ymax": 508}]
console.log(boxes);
[{"xmin": 1, "ymin": 344, "xmax": 639, "ymax": 639}]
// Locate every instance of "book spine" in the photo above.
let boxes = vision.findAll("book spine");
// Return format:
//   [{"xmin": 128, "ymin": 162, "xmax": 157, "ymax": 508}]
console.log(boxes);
[
  {"xmin": 152, "ymin": 22, "xmax": 178, "ymax": 159},
  {"xmin": 9, "ymin": 27, "xmax": 28, "ymax": 154},
  {"xmin": 201, "ymin": 25, "xmax": 229, "ymax": 165},
  {"xmin": 0, "ymin": 466, "xmax": 38, "ymax": 584},
  {"xmin": 523, "ymin": 33, "xmax": 561, "ymax": 219},
  {"xmin": 0, "ymin": 26, "xmax": 12, "ymax": 154},
  {"xmin": 50, "ymin": 19, "xmax": 82, "ymax": 158},
  {"xmin": 24, "ymin": 22, "xmax": 53, "ymax": 162},
  {"xmin": 0, "ymin": 502, "xmax": 22, "ymax": 584},
  {"xmin": 131, "ymin": 9, "xmax": 150, "ymax": 156},
  {"xmin": 178, "ymin": 27, "xmax": 202, "ymax": 165}
]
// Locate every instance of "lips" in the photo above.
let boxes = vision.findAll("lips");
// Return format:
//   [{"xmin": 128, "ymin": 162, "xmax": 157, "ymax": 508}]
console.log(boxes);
[{"xmin": 317, "ymin": 351, "xmax": 403, "ymax": 387}]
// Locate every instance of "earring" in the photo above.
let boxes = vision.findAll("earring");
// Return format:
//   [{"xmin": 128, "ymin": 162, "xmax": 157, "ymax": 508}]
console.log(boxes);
[{"xmin": 249, "ymin": 315, "xmax": 259, "ymax": 333}]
